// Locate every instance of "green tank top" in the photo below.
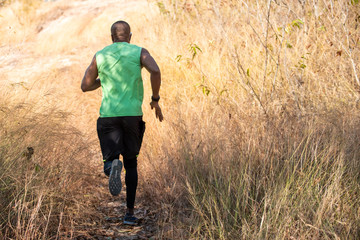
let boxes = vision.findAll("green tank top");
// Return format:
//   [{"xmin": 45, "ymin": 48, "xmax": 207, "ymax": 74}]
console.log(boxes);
[{"xmin": 96, "ymin": 42, "xmax": 143, "ymax": 117}]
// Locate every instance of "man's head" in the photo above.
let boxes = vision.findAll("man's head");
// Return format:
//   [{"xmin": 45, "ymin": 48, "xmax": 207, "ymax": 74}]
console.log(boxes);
[{"xmin": 111, "ymin": 21, "xmax": 132, "ymax": 43}]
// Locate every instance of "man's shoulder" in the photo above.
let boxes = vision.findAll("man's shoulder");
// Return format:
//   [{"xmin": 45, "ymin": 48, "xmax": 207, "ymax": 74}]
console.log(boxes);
[
  {"xmin": 126, "ymin": 44, "xmax": 143, "ymax": 58},
  {"xmin": 128, "ymin": 43, "xmax": 143, "ymax": 51},
  {"xmin": 97, "ymin": 44, "xmax": 115, "ymax": 55},
  {"xmin": 97, "ymin": 43, "xmax": 142, "ymax": 53},
  {"xmin": 128, "ymin": 42, "xmax": 142, "ymax": 47}
]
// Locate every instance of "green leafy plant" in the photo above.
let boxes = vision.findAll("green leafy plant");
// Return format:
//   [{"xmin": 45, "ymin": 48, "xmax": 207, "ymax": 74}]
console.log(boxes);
[
  {"xmin": 156, "ymin": 1, "xmax": 169, "ymax": 15},
  {"xmin": 189, "ymin": 43, "xmax": 202, "ymax": 60}
]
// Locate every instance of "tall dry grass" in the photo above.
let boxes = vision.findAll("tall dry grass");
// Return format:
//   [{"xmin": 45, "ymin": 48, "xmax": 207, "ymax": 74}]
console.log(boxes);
[
  {"xmin": 1, "ymin": 0, "xmax": 360, "ymax": 239},
  {"xmin": 135, "ymin": 0, "xmax": 360, "ymax": 238},
  {"xmin": 0, "ymin": 89, "xmax": 100, "ymax": 239},
  {"xmin": 0, "ymin": 1, "xmax": 102, "ymax": 239}
]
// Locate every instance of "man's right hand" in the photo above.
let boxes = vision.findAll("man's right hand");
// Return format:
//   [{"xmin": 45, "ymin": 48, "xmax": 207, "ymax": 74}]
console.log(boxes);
[{"xmin": 150, "ymin": 101, "xmax": 164, "ymax": 122}]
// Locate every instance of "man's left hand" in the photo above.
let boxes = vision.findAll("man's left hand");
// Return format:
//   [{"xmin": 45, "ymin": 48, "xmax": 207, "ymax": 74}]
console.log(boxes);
[{"xmin": 150, "ymin": 101, "xmax": 164, "ymax": 122}]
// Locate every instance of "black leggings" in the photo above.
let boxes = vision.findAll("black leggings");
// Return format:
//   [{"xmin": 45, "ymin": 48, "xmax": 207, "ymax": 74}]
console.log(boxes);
[
  {"xmin": 97, "ymin": 116, "xmax": 145, "ymax": 209},
  {"xmin": 124, "ymin": 158, "xmax": 138, "ymax": 209}
]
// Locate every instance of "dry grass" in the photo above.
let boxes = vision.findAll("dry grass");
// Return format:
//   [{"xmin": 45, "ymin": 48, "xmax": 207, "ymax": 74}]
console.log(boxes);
[
  {"xmin": 137, "ymin": 0, "xmax": 360, "ymax": 238},
  {"xmin": 0, "ymin": 94, "xmax": 99, "ymax": 239},
  {"xmin": 1, "ymin": 0, "xmax": 360, "ymax": 239},
  {"xmin": 0, "ymin": 1, "xmax": 103, "ymax": 238}
]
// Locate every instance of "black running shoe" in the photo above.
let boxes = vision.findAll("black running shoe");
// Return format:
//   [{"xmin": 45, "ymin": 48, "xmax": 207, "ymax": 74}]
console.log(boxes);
[
  {"xmin": 104, "ymin": 160, "xmax": 112, "ymax": 177},
  {"xmin": 123, "ymin": 213, "xmax": 139, "ymax": 225},
  {"xmin": 109, "ymin": 159, "xmax": 122, "ymax": 196}
]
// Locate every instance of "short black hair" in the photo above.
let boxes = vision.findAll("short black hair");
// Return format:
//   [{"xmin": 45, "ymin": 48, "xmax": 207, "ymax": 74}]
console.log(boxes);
[{"xmin": 111, "ymin": 21, "xmax": 131, "ymax": 41}]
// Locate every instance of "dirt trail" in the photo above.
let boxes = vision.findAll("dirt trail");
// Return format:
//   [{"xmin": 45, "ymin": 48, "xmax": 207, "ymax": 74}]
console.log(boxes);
[
  {"xmin": 1, "ymin": 0, "xmax": 162, "ymax": 239},
  {"xmin": 74, "ymin": 175, "xmax": 160, "ymax": 240}
]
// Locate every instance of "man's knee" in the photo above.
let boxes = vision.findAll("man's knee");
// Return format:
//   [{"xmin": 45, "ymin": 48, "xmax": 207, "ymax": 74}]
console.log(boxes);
[{"xmin": 123, "ymin": 157, "xmax": 137, "ymax": 169}]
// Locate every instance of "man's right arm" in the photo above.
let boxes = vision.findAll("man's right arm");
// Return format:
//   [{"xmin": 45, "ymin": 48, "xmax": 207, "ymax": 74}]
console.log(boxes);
[
  {"xmin": 141, "ymin": 48, "xmax": 163, "ymax": 122},
  {"xmin": 81, "ymin": 55, "xmax": 101, "ymax": 92}
]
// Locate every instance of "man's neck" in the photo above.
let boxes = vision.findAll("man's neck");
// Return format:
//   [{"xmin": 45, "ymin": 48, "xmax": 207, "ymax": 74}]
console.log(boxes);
[{"xmin": 113, "ymin": 39, "xmax": 129, "ymax": 43}]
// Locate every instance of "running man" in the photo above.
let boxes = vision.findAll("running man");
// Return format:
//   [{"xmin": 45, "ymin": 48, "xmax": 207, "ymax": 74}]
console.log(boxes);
[{"xmin": 81, "ymin": 20, "xmax": 163, "ymax": 225}]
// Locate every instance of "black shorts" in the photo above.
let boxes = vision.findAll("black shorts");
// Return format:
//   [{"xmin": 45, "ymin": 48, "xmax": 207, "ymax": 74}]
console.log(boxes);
[{"xmin": 97, "ymin": 116, "xmax": 145, "ymax": 162}]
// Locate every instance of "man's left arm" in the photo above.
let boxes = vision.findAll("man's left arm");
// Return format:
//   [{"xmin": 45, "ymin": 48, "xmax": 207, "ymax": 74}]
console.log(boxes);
[{"xmin": 81, "ymin": 55, "xmax": 101, "ymax": 92}]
